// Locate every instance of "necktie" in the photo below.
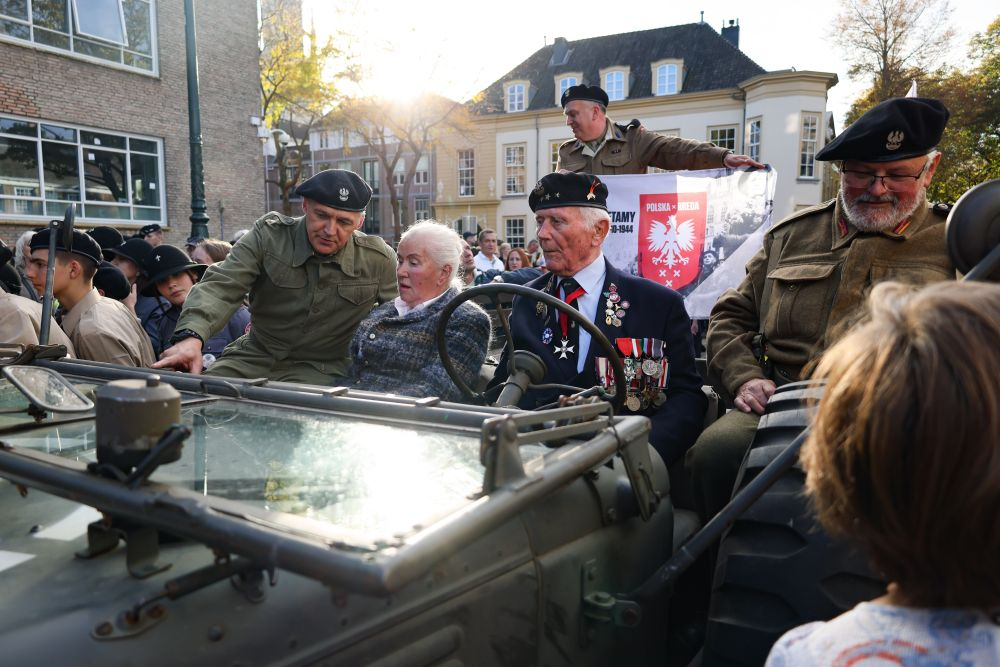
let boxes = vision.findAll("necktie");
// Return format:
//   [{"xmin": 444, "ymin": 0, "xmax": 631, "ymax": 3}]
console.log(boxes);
[{"xmin": 554, "ymin": 278, "xmax": 586, "ymax": 363}]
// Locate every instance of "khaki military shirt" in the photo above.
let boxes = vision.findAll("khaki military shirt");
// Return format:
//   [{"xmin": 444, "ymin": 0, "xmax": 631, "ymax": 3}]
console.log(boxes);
[
  {"xmin": 0, "ymin": 292, "xmax": 75, "ymax": 355},
  {"xmin": 558, "ymin": 119, "xmax": 731, "ymax": 175},
  {"xmin": 61, "ymin": 289, "xmax": 155, "ymax": 367},
  {"xmin": 176, "ymin": 212, "xmax": 398, "ymax": 383},
  {"xmin": 707, "ymin": 199, "xmax": 954, "ymax": 397}
]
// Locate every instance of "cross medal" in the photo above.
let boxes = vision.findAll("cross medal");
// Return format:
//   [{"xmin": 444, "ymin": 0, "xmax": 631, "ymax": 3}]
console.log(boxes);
[{"xmin": 554, "ymin": 338, "xmax": 575, "ymax": 359}]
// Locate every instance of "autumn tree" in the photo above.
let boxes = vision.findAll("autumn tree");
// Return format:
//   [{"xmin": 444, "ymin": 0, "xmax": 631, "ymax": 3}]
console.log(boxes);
[
  {"xmin": 333, "ymin": 95, "xmax": 470, "ymax": 240},
  {"xmin": 259, "ymin": 0, "xmax": 344, "ymax": 214},
  {"xmin": 832, "ymin": 0, "xmax": 955, "ymax": 102}
]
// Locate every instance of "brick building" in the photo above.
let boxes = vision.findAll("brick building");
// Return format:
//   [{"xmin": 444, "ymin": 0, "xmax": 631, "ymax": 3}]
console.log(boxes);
[{"xmin": 0, "ymin": 0, "xmax": 263, "ymax": 247}]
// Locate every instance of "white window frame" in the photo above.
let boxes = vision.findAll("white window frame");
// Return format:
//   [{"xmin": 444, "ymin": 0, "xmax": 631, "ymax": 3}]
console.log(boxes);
[
  {"xmin": 393, "ymin": 159, "xmax": 406, "ymax": 188},
  {"xmin": 504, "ymin": 217, "xmax": 525, "ymax": 249},
  {"xmin": 458, "ymin": 149, "xmax": 475, "ymax": 197},
  {"xmin": 414, "ymin": 196, "xmax": 430, "ymax": 221},
  {"xmin": 651, "ymin": 59, "xmax": 682, "ymax": 96},
  {"xmin": 747, "ymin": 117, "xmax": 762, "ymax": 163},
  {"xmin": 549, "ymin": 139, "xmax": 568, "ymax": 173},
  {"xmin": 554, "ymin": 72, "xmax": 581, "ymax": 106},
  {"xmin": 505, "ymin": 81, "xmax": 528, "ymax": 112},
  {"xmin": 600, "ymin": 67, "xmax": 629, "ymax": 101},
  {"xmin": 414, "ymin": 155, "xmax": 429, "ymax": 185},
  {"xmin": 799, "ymin": 112, "xmax": 821, "ymax": 179},
  {"xmin": 0, "ymin": 112, "xmax": 165, "ymax": 225},
  {"xmin": 0, "ymin": 0, "xmax": 159, "ymax": 75},
  {"xmin": 72, "ymin": 0, "xmax": 128, "ymax": 45},
  {"xmin": 503, "ymin": 143, "xmax": 526, "ymax": 196},
  {"xmin": 708, "ymin": 125, "xmax": 738, "ymax": 151}
]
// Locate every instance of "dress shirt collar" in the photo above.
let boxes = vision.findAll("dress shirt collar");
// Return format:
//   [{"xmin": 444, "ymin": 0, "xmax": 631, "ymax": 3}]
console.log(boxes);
[
  {"xmin": 292, "ymin": 217, "xmax": 359, "ymax": 275},
  {"xmin": 562, "ymin": 253, "xmax": 606, "ymax": 297},
  {"xmin": 60, "ymin": 288, "xmax": 101, "ymax": 336},
  {"xmin": 393, "ymin": 289, "xmax": 448, "ymax": 316}
]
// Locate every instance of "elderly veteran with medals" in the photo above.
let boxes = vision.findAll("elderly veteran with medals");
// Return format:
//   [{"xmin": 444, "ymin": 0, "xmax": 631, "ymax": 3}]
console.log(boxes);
[
  {"xmin": 154, "ymin": 170, "xmax": 398, "ymax": 384},
  {"xmin": 687, "ymin": 97, "xmax": 957, "ymax": 524},
  {"xmin": 491, "ymin": 172, "xmax": 707, "ymax": 466},
  {"xmin": 338, "ymin": 221, "xmax": 491, "ymax": 402}
]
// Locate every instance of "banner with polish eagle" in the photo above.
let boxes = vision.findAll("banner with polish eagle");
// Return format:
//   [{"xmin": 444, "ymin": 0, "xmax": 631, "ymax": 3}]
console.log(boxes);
[{"xmin": 600, "ymin": 167, "xmax": 777, "ymax": 319}]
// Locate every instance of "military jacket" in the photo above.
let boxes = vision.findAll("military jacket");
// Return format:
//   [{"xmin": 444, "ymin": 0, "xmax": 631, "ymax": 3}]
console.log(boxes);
[
  {"xmin": 61, "ymin": 289, "xmax": 156, "ymax": 367},
  {"xmin": 557, "ymin": 119, "xmax": 731, "ymax": 175},
  {"xmin": 176, "ymin": 212, "xmax": 398, "ymax": 382},
  {"xmin": 707, "ymin": 199, "xmax": 955, "ymax": 398},
  {"xmin": 0, "ymin": 292, "xmax": 75, "ymax": 354}
]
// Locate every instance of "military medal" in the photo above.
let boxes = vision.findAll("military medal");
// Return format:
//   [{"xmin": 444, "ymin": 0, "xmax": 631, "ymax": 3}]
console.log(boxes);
[
  {"xmin": 536, "ymin": 301, "xmax": 547, "ymax": 318},
  {"xmin": 542, "ymin": 327, "xmax": 553, "ymax": 344},
  {"xmin": 642, "ymin": 358, "xmax": 660, "ymax": 377},
  {"xmin": 554, "ymin": 338, "xmax": 574, "ymax": 359},
  {"xmin": 626, "ymin": 394, "xmax": 641, "ymax": 412},
  {"xmin": 653, "ymin": 391, "xmax": 667, "ymax": 407},
  {"xmin": 602, "ymin": 284, "xmax": 628, "ymax": 328}
]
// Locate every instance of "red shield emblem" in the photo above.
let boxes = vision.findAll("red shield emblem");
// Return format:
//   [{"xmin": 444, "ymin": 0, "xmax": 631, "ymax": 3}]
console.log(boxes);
[{"xmin": 638, "ymin": 192, "xmax": 707, "ymax": 291}]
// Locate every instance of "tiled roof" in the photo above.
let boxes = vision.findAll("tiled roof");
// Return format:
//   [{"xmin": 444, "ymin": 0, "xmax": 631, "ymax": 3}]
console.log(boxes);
[{"xmin": 468, "ymin": 22, "xmax": 765, "ymax": 114}]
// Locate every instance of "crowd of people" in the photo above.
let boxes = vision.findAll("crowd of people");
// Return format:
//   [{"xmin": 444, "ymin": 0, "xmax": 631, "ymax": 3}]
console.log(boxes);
[{"xmin": 1, "ymin": 86, "xmax": 997, "ymax": 661}]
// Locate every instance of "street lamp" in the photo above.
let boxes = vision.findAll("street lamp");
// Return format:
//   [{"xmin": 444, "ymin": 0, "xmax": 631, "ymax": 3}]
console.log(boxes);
[{"xmin": 184, "ymin": 0, "xmax": 209, "ymax": 239}]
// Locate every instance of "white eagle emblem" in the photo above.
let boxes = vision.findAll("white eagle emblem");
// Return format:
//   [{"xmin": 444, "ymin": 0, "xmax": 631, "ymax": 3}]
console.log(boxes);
[
  {"xmin": 647, "ymin": 216, "xmax": 695, "ymax": 268},
  {"xmin": 886, "ymin": 130, "xmax": 904, "ymax": 151},
  {"xmin": 338, "ymin": 187, "xmax": 350, "ymax": 201}
]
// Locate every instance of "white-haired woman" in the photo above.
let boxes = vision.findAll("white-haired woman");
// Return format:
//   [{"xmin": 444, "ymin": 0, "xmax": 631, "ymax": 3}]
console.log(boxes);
[{"xmin": 339, "ymin": 221, "xmax": 490, "ymax": 402}]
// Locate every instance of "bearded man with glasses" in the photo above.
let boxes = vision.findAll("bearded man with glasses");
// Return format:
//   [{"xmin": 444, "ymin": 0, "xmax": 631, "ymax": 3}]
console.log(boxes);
[{"xmin": 685, "ymin": 97, "xmax": 956, "ymax": 524}]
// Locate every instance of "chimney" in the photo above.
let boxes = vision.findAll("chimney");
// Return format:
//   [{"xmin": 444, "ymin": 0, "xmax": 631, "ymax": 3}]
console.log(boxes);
[
  {"xmin": 549, "ymin": 37, "xmax": 571, "ymax": 67},
  {"xmin": 721, "ymin": 19, "xmax": 739, "ymax": 48}
]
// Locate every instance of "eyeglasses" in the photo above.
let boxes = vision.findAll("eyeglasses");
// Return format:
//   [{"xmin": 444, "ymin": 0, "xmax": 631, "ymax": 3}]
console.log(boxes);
[{"xmin": 839, "ymin": 162, "xmax": 930, "ymax": 191}]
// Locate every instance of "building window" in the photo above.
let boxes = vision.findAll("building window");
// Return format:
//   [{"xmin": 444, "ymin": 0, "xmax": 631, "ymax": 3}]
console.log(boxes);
[
  {"xmin": 709, "ymin": 126, "xmax": 737, "ymax": 151},
  {"xmin": 0, "ymin": 113, "xmax": 164, "ymax": 223},
  {"xmin": 0, "ymin": 0, "xmax": 157, "ymax": 73},
  {"xmin": 550, "ymin": 140, "xmax": 565, "ymax": 172},
  {"xmin": 559, "ymin": 76, "xmax": 577, "ymax": 102},
  {"xmin": 362, "ymin": 159, "xmax": 380, "ymax": 194},
  {"xmin": 414, "ymin": 196, "xmax": 429, "ymax": 221},
  {"xmin": 747, "ymin": 117, "xmax": 761, "ymax": 163},
  {"xmin": 458, "ymin": 149, "xmax": 475, "ymax": 197},
  {"xmin": 604, "ymin": 71, "xmax": 625, "ymax": 101},
  {"xmin": 503, "ymin": 144, "xmax": 526, "ymax": 195},
  {"xmin": 505, "ymin": 217, "xmax": 525, "ymax": 249},
  {"xmin": 414, "ymin": 155, "xmax": 428, "ymax": 185},
  {"xmin": 655, "ymin": 63, "xmax": 678, "ymax": 95},
  {"xmin": 506, "ymin": 83, "xmax": 526, "ymax": 112},
  {"xmin": 455, "ymin": 215, "xmax": 477, "ymax": 235},
  {"xmin": 799, "ymin": 113, "xmax": 820, "ymax": 178},
  {"xmin": 393, "ymin": 159, "xmax": 406, "ymax": 188},
  {"xmin": 363, "ymin": 197, "xmax": 380, "ymax": 235}
]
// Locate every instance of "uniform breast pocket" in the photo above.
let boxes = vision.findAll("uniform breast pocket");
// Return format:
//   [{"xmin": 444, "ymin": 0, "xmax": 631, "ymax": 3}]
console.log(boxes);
[
  {"xmin": 338, "ymin": 282, "xmax": 378, "ymax": 306},
  {"xmin": 263, "ymin": 254, "xmax": 307, "ymax": 289},
  {"xmin": 766, "ymin": 263, "xmax": 838, "ymax": 341}
]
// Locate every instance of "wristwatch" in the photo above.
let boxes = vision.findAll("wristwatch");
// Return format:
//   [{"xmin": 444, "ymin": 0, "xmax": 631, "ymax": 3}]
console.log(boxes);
[{"xmin": 170, "ymin": 329, "xmax": 204, "ymax": 346}]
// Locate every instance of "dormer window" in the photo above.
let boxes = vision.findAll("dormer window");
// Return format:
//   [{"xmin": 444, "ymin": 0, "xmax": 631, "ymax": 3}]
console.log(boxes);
[
  {"xmin": 599, "ymin": 67, "xmax": 629, "ymax": 101},
  {"xmin": 554, "ymin": 73, "xmax": 582, "ymax": 105},
  {"xmin": 506, "ymin": 81, "xmax": 528, "ymax": 112},
  {"xmin": 652, "ymin": 60, "xmax": 683, "ymax": 96}
]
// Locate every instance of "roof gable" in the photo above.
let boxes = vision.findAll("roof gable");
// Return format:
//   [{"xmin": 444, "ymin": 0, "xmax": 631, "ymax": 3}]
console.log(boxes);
[{"xmin": 469, "ymin": 22, "xmax": 765, "ymax": 114}]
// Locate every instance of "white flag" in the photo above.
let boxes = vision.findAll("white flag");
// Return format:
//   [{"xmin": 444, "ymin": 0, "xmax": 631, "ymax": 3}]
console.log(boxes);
[{"xmin": 906, "ymin": 80, "xmax": 918, "ymax": 97}]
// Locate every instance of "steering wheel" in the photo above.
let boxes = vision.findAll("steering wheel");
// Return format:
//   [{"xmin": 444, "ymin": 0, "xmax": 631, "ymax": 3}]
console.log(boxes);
[{"xmin": 436, "ymin": 283, "xmax": 627, "ymax": 413}]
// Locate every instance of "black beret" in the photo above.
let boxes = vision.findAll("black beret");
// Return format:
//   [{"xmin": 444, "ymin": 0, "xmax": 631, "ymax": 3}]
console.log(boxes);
[
  {"xmin": 560, "ymin": 84, "xmax": 609, "ymax": 108},
  {"xmin": 817, "ymin": 97, "xmax": 950, "ymax": 163},
  {"xmin": 140, "ymin": 244, "xmax": 207, "ymax": 296},
  {"xmin": 105, "ymin": 238, "xmax": 153, "ymax": 266},
  {"xmin": 29, "ymin": 229, "xmax": 103, "ymax": 266},
  {"xmin": 529, "ymin": 172, "xmax": 608, "ymax": 212},
  {"xmin": 295, "ymin": 169, "xmax": 372, "ymax": 212},
  {"xmin": 87, "ymin": 226, "xmax": 124, "ymax": 250},
  {"xmin": 139, "ymin": 223, "xmax": 163, "ymax": 236},
  {"xmin": 94, "ymin": 261, "xmax": 131, "ymax": 300}
]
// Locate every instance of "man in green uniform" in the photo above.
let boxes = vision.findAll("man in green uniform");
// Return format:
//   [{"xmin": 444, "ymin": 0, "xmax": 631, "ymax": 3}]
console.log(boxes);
[
  {"xmin": 154, "ymin": 169, "xmax": 397, "ymax": 385},
  {"xmin": 687, "ymin": 97, "xmax": 955, "ymax": 522},
  {"xmin": 557, "ymin": 84, "xmax": 763, "ymax": 175}
]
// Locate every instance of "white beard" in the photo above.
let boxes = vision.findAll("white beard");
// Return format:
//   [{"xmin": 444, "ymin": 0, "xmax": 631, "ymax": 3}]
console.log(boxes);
[{"xmin": 840, "ymin": 187, "xmax": 926, "ymax": 233}]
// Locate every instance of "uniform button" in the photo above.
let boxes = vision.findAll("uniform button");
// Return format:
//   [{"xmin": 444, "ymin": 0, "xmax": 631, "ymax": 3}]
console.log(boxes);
[
  {"xmin": 788, "ymin": 285, "xmax": 798, "ymax": 291},
  {"xmin": 368, "ymin": 333, "xmax": 376, "ymax": 340}
]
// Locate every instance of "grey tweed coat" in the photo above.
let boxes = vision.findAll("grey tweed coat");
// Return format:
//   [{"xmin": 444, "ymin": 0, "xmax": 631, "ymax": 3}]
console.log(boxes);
[{"xmin": 340, "ymin": 287, "xmax": 490, "ymax": 402}]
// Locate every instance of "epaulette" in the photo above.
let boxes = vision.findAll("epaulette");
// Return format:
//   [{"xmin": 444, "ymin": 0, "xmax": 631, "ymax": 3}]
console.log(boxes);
[
  {"xmin": 768, "ymin": 198, "xmax": 836, "ymax": 235},
  {"xmin": 354, "ymin": 232, "xmax": 394, "ymax": 257},
  {"xmin": 258, "ymin": 212, "xmax": 297, "ymax": 227},
  {"xmin": 616, "ymin": 119, "xmax": 643, "ymax": 133},
  {"xmin": 930, "ymin": 202, "xmax": 952, "ymax": 217}
]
